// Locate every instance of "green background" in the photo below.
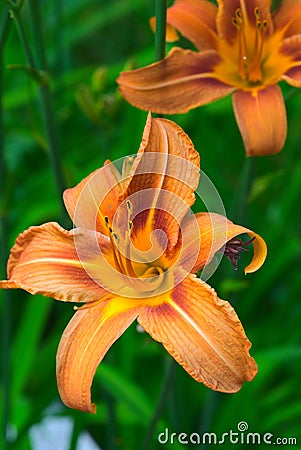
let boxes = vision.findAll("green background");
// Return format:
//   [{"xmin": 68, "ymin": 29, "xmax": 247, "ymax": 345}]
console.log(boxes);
[{"xmin": 1, "ymin": 1, "xmax": 300, "ymax": 449}]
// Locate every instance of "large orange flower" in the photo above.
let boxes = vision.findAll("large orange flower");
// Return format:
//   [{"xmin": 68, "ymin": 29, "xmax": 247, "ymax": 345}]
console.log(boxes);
[
  {"xmin": 0, "ymin": 115, "xmax": 266, "ymax": 413},
  {"xmin": 118, "ymin": 0, "xmax": 301, "ymax": 156}
]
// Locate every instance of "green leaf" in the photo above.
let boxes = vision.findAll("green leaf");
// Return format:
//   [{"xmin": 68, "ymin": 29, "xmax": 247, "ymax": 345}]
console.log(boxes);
[{"xmin": 95, "ymin": 363, "xmax": 153, "ymax": 425}]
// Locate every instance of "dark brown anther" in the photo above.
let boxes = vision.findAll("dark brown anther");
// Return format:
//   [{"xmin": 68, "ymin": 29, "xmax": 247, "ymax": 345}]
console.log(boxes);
[
  {"xmin": 112, "ymin": 232, "xmax": 119, "ymax": 242},
  {"xmin": 223, "ymin": 237, "xmax": 255, "ymax": 270}
]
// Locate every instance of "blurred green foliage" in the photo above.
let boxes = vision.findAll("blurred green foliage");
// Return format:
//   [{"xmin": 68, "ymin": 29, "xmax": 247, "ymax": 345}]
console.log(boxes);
[{"xmin": 1, "ymin": 1, "xmax": 301, "ymax": 449}]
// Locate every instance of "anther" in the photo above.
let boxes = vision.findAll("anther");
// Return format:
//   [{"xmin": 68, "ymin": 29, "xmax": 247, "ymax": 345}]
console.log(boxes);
[
  {"xmin": 112, "ymin": 232, "xmax": 119, "ymax": 242},
  {"xmin": 222, "ymin": 237, "xmax": 256, "ymax": 271},
  {"xmin": 104, "ymin": 216, "xmax": 109, "ymax": 227},
  {"xmin": 235, "ymin": 8, "xmax": 243, "ymax": 22},
  {"xmin": 232, "ymin": 18, "xmax": 239, "ymax": 29},
  {"xmin": 126, "ymin": 199, "xmax": 132, "ymax": 214}
]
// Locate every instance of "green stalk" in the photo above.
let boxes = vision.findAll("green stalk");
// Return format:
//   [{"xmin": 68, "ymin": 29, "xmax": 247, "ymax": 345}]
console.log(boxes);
[
  {"xmin": 9, "ymin": 7, "xmax": 35, "ymax": 67},
  {"xmin": 7, "ymin": 0, "xmax": 69, "ymax": 225},
  {"xmin": 0, "ymin": 13, "xmax": 11, "ymax": 450},
  {"xmin": 154, "ymin": 0, "xmax": 167, "ymax": 62},
  {"xmin": 229, "ymin": 157, "xmax": 254, "ymax": 224},
  {"xmin": 140, "ymin": 358, "xmax": 174, "ymax": 450},
  {"xmin": 28, "ymin": 0, "xmax": 69, "ymax": 225}
]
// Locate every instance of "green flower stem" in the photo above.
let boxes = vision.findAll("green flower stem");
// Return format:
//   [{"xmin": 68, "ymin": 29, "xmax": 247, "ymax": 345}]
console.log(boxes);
[
  {"xmin": 4, "ymin": 0, "xmax": 24, "ymax": 11},
  {"xmin": 140, "ymin": 358, "xmax": 174, "ymax": 450},
  {"xmin": 0, "ymin": 13, "xmax": 11, "ymax": 450},
  {"xmin": 8, "ymin": 0, "xmax": 69, "ymax": 225},
  {"xmin": 27, "ymin": 0, "xmax": 50, "ymax": 70},
  {"xmin": 230, "ymin": 157, "xmax": 254, "ymax": 224},
  {"xmin": 28, "ymin": 0, "xmax": 69, "ymax": 225},
  {"xmin": 154, "ymin": 0, "xmax": 167, "ymax": 61},
  {"xmin": 8, "ymin": 7, "xmax": 35, "ymax": 67},
  {"xmin": 273, "ymin": 0, "xmax": 281, "ymax": 9}
]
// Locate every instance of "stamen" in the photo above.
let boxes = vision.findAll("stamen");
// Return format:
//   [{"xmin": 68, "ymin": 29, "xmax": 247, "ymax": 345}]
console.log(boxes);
[
  {"xmin": 232, "ymin": 18, "xmax": 239, "ymax": 29},
  {"xmin": 232, "ymin": 6, "xmax": 268, "ymax": 84},
  {"xmin": 123, "ymin": 202, "xmax": 136, "ymax": 276},
  {"xmin": 232, "ymin": 9, "xmax": 243, "ymax": 30},
  {"xmin": 104, "ymin": 215, "xmax": 126, "ymax": 274},
  {"xmin": 250, "ymin": 12, "xmax": 267, "ymax": 82},
  {"xmin": 123, "ymin": 226, "xmax": 137, "ymax": 277},
  {"xmin": 112, "ymin": 232, "xmax": 119, "ymax": 242},
  {"xmin": 254, "ymin": 7, "xmax": 260, "ymax": 20},
  {"xmin": 235, "ymin": 8, "xmax": 243, "ymax": 24},
  {"xmin": 223, "ymin": 237, "xmax": 256, "ymax": 270},
  {"xmin": 102, "ymin": 199, "xmax": 165, "ymax": 286},
  {"xmin": 126, "ymin": 199, "xmax": 132, "ymax": 215}
]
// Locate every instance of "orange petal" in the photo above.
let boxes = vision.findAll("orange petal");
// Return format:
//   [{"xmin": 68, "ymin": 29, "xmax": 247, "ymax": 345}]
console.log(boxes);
[
  {"xmin": 216, "ymin": 0, "xmax": 273, "ymax": 43},
  {"xmin": 117, "ymin": 47, "xmax": 233, "ymax": 114},
  {"xmin": 63, "ymin": 161, "xmax": 122, "ymax": 235},
  {"xmin": 138, "ymin": 275, "xmax": 258, "ymax": 392},
  {"xmin": 0, "ymin": 222, "xmax": 107, "ymax": 302},
  {"xmin": 281, "ymin": 35, "xmax": 301, "ymax": 88},
  {"xmin": 57, "ymin": 298, "xmax": 140, "ymax": 413},
  {"xmin": 232, "ymin": 86, "xmax": 287, "ymax": 156},
  {"xmin": 180, "ymin": 212, "xmax": 267, "ymax": 274},
  {"xmin": 165, "ymin": 0, "xmax": 218, "ymax": 50},
  {"xmin": 123, "ymin": 114, "xmax": 200, "ymax": 210},
  {"xmin": 120, "ymin": 114, "xmax": 200, "ymax": 253},
  {"xmin": 273, "ymin": 0, "xmax": 301, "ymax": 38}
]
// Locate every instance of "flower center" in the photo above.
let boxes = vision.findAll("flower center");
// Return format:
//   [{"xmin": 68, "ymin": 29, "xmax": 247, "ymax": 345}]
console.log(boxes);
[
  {"xmin": 104, "ymin": 201, "xmax": 165, "ymax": 285},
  {"xmin": 232, "ymin": 7, "xmax": 268, "ymax": 84},
  {"xmin": 105, "ymin": 201, "xmax": 137, "ymax": 279}
]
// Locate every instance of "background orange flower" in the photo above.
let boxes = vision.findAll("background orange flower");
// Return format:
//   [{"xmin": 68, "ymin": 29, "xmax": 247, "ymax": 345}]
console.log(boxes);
[{"xmin": 118, "ymin": 0, "xmax": 301, "ymax": 156}]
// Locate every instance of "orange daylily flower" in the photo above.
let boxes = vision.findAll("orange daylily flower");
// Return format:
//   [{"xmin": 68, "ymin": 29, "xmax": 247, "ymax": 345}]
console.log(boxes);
[
  {"xmin": 0, "ymin": 114, "xmax": 267, "ymax": 413},
  {"xmin": 118, "ymin": 0, "xmax": 301, "ymax": 156}
]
